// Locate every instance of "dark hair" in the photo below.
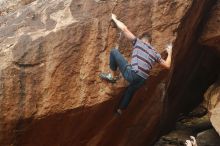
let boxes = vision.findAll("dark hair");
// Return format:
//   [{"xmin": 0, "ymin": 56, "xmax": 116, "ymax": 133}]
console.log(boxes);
[{"xmin": 140, "ymin": 32, "xmax": 152, "ymax": 43}]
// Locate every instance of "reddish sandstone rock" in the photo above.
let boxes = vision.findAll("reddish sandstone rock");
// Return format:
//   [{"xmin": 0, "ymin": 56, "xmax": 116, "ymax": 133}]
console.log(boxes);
[
  {"xmin": 160, "ymin": 0, "xmax": 219, "ymax": 135},
  {"xmin": 151, "ymin": 0, "xmax": 192, "ymax": 50},
  {"xmin": 193, "ymin": 0, "xmax": 220, "ymax": 136},
  {"xmin": 0, "ymin": 0, "xmax": 212, "ymax": 146},
  {"xmin": 201, "ymin": 0, "xmax": 220, "ymax": 54}
]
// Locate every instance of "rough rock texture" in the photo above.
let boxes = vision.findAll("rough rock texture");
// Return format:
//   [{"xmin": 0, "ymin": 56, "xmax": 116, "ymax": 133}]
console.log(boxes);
[
  {"xmin": 161, "ymin": 0, "xmax": 220, "ymax": 134},
  {"xmin": 154, "ymin": 130, "xmax": 194, "ymax": 146},
  {"xmin": 0, "ymin": 0, "xmax": 35, "ymax": 16},
  {"xmin": 201, "ymin": 0, "xmax": 220, "ymax": 54},
  {"xmin": 151, "ymin": 0, "xmax": 192, "ymax": 49},
  {"xmin": 155, "ymin": 106, "xmax": 212, "ymax": 146},
  {"xmin": 204, "ymin": 76, "xmax": 220, "ymax": 135},
  {"xmin": 1, "ymin": 0, "xmax": 220, "ymax": 145},
  {"xmin": 0, "ymin": 0, "xmax": 193, "ymax": 146},
  {"xmin": 200, "ymin": 0, "xmax": 220, "ymax": 136},
  {"xmin": 197, "ymin": 129, "xmax": 220, "ymax": 146}
]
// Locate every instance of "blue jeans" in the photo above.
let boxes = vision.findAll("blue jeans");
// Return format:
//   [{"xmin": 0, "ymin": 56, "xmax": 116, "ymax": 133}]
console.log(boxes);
[{"xmin": 110, "ymin": 49, "xmax": 146, "ymax": 109}]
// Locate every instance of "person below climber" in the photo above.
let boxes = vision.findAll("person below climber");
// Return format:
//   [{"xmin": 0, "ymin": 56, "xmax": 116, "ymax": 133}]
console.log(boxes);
[
  {"xmin": 185, "ymin": 136, "xmax": 197, "ymax": 146},
  {"xmin": 100, "ymin": 13, "xmax": 173, "ymax": 115}
]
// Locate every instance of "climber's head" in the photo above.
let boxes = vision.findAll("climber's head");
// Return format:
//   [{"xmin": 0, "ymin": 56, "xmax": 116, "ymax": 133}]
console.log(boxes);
[{"xmin": 140, "ymin": 33, "xmax": 152, "ymax": 44}]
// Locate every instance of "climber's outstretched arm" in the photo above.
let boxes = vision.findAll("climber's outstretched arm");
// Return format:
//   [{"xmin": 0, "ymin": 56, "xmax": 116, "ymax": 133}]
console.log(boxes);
[
  {"xmin": 111, "ymin": 13, "xmax": 136, "ymax": 41},
  {"xmin": 159, "ymin": 44, "xmax": 172, "ymax": 69}
]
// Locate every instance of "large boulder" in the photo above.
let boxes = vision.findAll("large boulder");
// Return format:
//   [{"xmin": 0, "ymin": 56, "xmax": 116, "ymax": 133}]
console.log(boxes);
[
  {"xmin": 159, "ymin": 0, "xmax": 219, "ymax": 134},
  {"xmin": 0, "ymin": 0, "xmax": 217, "ymax": 145},
  {"xmin": 197, "ymin": 129, "xmax": 220, "ymax": 146},
  {"xmin": 0, "ymin": 0, "xmax": 220, "ymax": 146},
  {"xmin": 204, "ymin": 76, "xmax": 220, "ymax": 136},
  {"xmin": 200, "ymin": 0, "xmax": 220, "ymax": 136}
]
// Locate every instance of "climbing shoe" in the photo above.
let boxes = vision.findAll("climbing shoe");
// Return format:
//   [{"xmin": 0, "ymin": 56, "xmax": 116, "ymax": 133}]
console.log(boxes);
[
  {"xmin": 99, "ymin": 73, "xmax": 118, "ymax": 83},
  {"xmin": 113, "ymin": 108, "xmax": 123, "ymax": 117},
  {"xmin": 116, "ymin": 109, "xmax": 122, "ymax": 115}
]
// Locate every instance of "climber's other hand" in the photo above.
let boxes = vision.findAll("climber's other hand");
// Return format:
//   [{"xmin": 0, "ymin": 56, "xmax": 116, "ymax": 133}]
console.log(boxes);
[
  {"xmin": 166, "ymin": 43, "xmax": 172, "ymax": 55},
  {"xmin": 111, "ymin": 13, "xmax": 117, "ymax": 20}
]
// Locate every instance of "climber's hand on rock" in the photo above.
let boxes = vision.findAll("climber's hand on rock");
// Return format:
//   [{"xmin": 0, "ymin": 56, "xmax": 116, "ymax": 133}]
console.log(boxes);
[
  {"xmin": 111, "ymin": 13, "xmax": 117, "ymax": 20},
  {"xmin": 166, "ymin": 43, "xmax": 172, "ymax": 55}
]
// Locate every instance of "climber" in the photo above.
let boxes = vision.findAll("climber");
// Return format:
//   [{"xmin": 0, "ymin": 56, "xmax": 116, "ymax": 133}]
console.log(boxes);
[{"xmin": 100, "ymin": 13, "xmax": 173, "ymax": 115}]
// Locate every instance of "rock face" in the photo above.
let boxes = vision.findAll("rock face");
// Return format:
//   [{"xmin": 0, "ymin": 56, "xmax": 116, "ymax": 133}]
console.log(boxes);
[
  {"xmin": 0, "ymin": 0, "xmax": 192, "ymax": 145},
  {"xmin": 0, "ymin": 0, "xmax": 35, "ymax": 16},
  {"xmin": 204, "ymin": 76, "xmax": 220, "ymax": 136},
  {"xmin": 200, "ymin": 0, "xmax": 220, "ymax": 137},
  {"xmin": 161, "ymin": 0, "xmax": 220, "ymax": 133},
  {"xmin": 201, "ymin": 0, "xmax": 220, "ymax": 54},
  {"xmin": 0, "ymin": 0, "xmax": 219, "ymax": 146},
  {"xmin": 156, "ymin": 0, "xmax": 220, "ymax": 144},
  {"xmin": 197, "ymin": 129, "xmax": 220, "ymax": 146}
]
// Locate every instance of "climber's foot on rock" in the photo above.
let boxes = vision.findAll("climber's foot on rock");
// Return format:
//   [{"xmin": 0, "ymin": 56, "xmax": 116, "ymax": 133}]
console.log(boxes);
[
  {"xmin": 99, "ymin": 73, "xmax": 119, "ymax": 83},
  {"xmin": 114, "ymin": 108, "xmax": 122, "ymax": 116}
]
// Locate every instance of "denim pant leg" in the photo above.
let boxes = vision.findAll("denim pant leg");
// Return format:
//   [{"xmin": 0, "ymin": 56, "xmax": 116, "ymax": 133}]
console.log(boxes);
[
  {"xmin": 109, "ymin": 49, "xmax": 145, "ymax": 109},
  {"xmin": 109, "ymin": 48, "xmax": 128, "ymax": 73},
  {"xmin": 118, "ymin": 71, "xmax": 145, "ymax": 109}
]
